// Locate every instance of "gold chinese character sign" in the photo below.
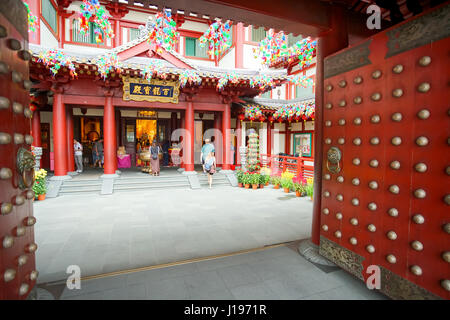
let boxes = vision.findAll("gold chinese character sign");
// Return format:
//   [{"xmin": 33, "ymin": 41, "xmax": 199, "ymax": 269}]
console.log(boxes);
[{"xmin": 122, "ymin": 76, "xmax": 180, "ymax": 104}]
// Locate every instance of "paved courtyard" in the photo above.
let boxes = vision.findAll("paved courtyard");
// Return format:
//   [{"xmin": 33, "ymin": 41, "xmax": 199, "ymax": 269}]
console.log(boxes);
[
  {"xmin": 34, "ymin": 183, "xmax": 313, "ymax": 284},
  {"xmin": 36, "ymin": 244, "xmax": 387, "ymax": 300}
]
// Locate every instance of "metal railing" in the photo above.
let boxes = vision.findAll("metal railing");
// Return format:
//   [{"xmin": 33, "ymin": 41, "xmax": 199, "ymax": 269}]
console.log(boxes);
[{"xmin": 260, "ymin": 154, "xmax": 314, "ymax": 180}]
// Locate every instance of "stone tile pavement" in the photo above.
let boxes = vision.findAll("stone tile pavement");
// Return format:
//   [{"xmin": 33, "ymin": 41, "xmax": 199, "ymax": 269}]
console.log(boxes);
[
  {"xmin": 33, "ymin": 184, "xmax": 313, "ymax": 283},
  {"xmin": 37, "ymin": 245, "xmax": 388, "ymax": 300}
]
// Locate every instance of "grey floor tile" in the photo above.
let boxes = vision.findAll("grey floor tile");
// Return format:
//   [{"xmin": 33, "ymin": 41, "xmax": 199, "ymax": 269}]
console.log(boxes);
[
  {"xmin": 146, "ymin": 277, "xmax": 189, "ymax": 300},
  {"xmin": 184, "ymin": 270, "xmax": 228, "ymax": 293},
  {"xmin": 216, "ymin": 264, "xmax": 262, "ymax": 289},
  {"xmin": 230, "ymin": 283, "xmax": 280, "ymax": 300}
]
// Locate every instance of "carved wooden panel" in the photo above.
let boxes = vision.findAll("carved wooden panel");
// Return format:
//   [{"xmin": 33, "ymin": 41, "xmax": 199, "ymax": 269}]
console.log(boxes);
[
  {"xmin": 321, "ymin": 4, "xmax": 450, "ymax": 300},
  {"xmin": 0, "ymin": 1, "xmax": 37, "ymax": 300}
]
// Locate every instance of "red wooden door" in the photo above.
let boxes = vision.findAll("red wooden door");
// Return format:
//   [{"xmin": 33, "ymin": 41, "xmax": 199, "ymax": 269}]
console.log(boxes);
[
  {"xmin": 0, "ymin": 2, "xmax": 38, "ymax": 299},
  {"xmin": 318, "ymin": 5, "xmax": 450, "ymax": 300}
]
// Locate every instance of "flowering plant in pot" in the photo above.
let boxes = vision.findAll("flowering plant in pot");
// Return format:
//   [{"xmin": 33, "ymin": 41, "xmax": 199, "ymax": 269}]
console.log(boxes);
[
  {"xmin": 236, "ymin": 169, "xmax": 244, "ymax": 187},
  {"xmin": 32, "ymin": 169, "xmax": 47, "ymax": 200},
  {"xmin": 250, "ymin": 173, "xmax": 260, "ymax": 189},
  {"xmin": 270, "ymin": 176, "xmax": 281, "ymax": 189},
  {"xmin": 259, "ymin": 174, "xmax": 267, "ymax": 188},
  {"xmin": 260, "ymin": 167, "xmax": 271, "ymax": 185},
  {"xmin": 280, "ymin": 171, "xmax": 295, "ymax": 193},
  {"xmin": 293, "ymin": 183, "xmax": 306, "ymax": 197},
  {"xmin": 242, "ymin": 172, "xmax": 251, "ymax": 189}
]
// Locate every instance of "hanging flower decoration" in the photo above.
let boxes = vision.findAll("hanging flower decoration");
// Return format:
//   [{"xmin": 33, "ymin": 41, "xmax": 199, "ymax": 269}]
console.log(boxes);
[
  {"xmin": 252, "ymin": 30, "xmax": 288, "ymax": 66},
  {"xmin": 23, "ymin": 2, "xmax": 39, "ymax": 33},
  {"xmin": 199, "ymin": 19, "xmax": 232, "ymax": 58},
  {"xmin": 141, "ymin": 60, "xmax": 171, "ymax": 81},
  {"xmin": 94, "ymin": 52, "xmax": 121, "ymax": 80},
  {"xmin": 178, "ymin": 70, "xmax": 202, "ymax": 88},
  {"xmin": 253, "ymin": 31, "xmax": 316, "ymax": 68},
  {"xmin": 244, "ymin": 105, "xmax": 263, "ymax": 121},
  {"xmin": 78, "ymin": 0, "xmax": 114, "ymax": 44},
  {"xmin": 217, "ymin": 72, "xmax": 239, "ymax": 91},
  {"xmin": 272, "ymin": 102, "xmax": 315, "ymax": 122},
  {"xmin": 37, "ymin": 49, "xmax": 77, "ymax": 78},
  {"xmin": 249, "ymin": 74, "xmax": 275, "ymax": 90},
  {"xmin": 147, "ymin": 9, "xmax": 179, "ymax": 53},
  {"xmin": 287, "ymin": 74, "xmax": 313, "ymax": 88}
]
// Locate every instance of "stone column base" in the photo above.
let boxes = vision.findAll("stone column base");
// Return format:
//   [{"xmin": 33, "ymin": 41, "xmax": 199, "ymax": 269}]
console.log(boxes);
[
  {"xmin": 297, "ymin": 238, "xmax": 336, "ymax": 266},
  {"xmin": 101, "ymin": 173, "xmax": 119, "ymax": 179}
]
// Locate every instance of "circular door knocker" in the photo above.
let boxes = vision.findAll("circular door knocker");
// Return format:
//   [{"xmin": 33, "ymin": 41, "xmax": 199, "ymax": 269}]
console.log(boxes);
[
  {"xmin": 327, "ymin": 146, "xmax": 342, "ymax": 174},
  {"xmin": 17, "ymin": 147, "xmax": 35, "ymax": 190}
]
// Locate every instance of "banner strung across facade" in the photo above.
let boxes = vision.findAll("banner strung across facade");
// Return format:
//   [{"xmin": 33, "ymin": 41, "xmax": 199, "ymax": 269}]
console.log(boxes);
[{"xmin": 123, "ymin": 77, "xmax": 180, "ymax": 104}]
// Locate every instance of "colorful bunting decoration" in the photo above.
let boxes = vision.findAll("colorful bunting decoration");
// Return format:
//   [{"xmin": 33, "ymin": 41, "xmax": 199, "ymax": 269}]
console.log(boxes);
[
  {"xmin": 252, "ymin": 30, "xmax": 287, "ymax": 66},
  {"xmin": 178, "ymin": 70, "xmax": 202, "ymax": 88},
  {"xmin": 272, "ymin": 102, "xmax": 315, "ymax": 122},
  {"xmin": 199, "ymin": 19, "xmax": 232, "ymax": 58},
  {"xmin": 37, "ymin": 49, "xmax": 77, "ymax": 78},
  {"xmin": 147, "ymin": 10, "xmax": 179, "ymax": 53},
  {"xmin": 141, "ymin": 60, "xmax": 171, "ymax": 81},
  {"xmin": 244, "ymin": 105, "xmax": 263, "ymax": 121},
  {"xmin": 94, "ymin": 52, "xmax": 121, "ymax": 80},
  {"xmin": 287, "ymin": 74, "xmax": 313, "ymax": 88},
  {"xmin": 78, "ymin": 0, "xmax": 114, "ymax": 44},
  {"xmin": 253, "ymin": 32, "xmax": 316, "ymax": 68},
  {"xmin": 23, "ymin": 2, "xmax": 39, "ymax": 33},
  {"xmin": 216, "ymin": 72, "xmax": 239, "ymax": 91},
  {"xmin": 249, "ymin": 74, "xmax": 275, "ymax": 90}
]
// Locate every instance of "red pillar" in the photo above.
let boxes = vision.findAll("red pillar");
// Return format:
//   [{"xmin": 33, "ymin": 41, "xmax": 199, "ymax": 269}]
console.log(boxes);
[
  {"xmin": 267, "ymin": 122, "xmax": 272, "ymax": 157},
  {"xmin": 222, "ymin": 103, "xmax": 231, "ymax": 170},
  {"xmin": 31, "ymin": 109, "xmax": 41, "ymax": 147},
  {"xmin": 285, "ymin": 123, "xmax": 290, "ymax": 154},
  {"xmin": 311, "ymin": 5, "xmax": 349, "ymax": 245},
  {"xmin": 184, "ymin": 101, "xmax": 194, "ymax": 171},
  {"xmin": 214, "ymin": 112, "xmax": 222, "ymax": 166},
  {"xmin": 103, "ymin": 94, "xmax": 116, "ymax": 175},
  {"xmin": 66, "ymin": 107, "xmax": 75, "ymax": 172},
  {"xmin": 235, "ymin": 22, "xmax": 244, "ymax": 69},
  {"xmin": 236, "ymin": 118, "xmax": 241, "ymax": 165},
  {"xmin": 179, "ymin": 111, "xmax": 185, "ymax": 169},
  {"xmin": 52, "ymin": 90, "xmax": 68, "ymax": 176}
]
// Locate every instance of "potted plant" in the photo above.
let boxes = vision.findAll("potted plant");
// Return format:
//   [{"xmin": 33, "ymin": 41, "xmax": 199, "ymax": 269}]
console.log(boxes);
[
  {"xmin": 236, "ymin": 169, "xmax": 244, "ymax": 188},
  {"xmin": 293, "ymin": 183, "xmax": 305, "ymax": 197},
  {"xmin": 32, "ymin": 169, "xmax": 47, "ymax": 200},
  {"xmin": 242, "ymin": 172, "xmax": 251, "ymax": 189},
  {"xmin": 271, "ymin": 176, "xmax": 281, "ymax": 189},
  {"xmin": 281, "ymin": 171, "xmax": 295, "ymax": 193},
  {"xmin": 259, "ymin": 174, "xmax": 266, "ymax": 188},
  {"xmin": 250, "ymin": 173, "xmax": 260, "ymax": 189},
  {"xmin": 305, "ymin": 178, "xmax": 314, "ymax": 200}
]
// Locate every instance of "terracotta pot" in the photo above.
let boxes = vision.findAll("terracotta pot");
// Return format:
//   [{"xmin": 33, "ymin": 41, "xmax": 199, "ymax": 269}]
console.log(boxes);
[
  {"xmin": 274, "ymin": 184, "xmax": 280, "ymax": 189},
  {"xmin": 38, "ymin": 194, "xmax": 46, "ymax": 201},
  {"xmin": 252, "ymin": 184, "xmax": 258, "ymax": 189},
  {"xmin": 296, "ymin": 191, "xmax": 301, "ymax": 197},
  {"xmin": 238, "ymin": 183, "xmax": 243, "ymax": 188},
  {"xmin": 260, "ymin": 184, "xmax": 264, "ymax": 189},
  {"xmin": 284, "ymin": 188, "xmax": 290, "ymax": 193},
  {"xmin": 244, "ymin": 184, "xmax": 250, "ymax": 189},
  {"xmin": 265, "ymin": 182, "xmax": 269, "ymax": 186}
]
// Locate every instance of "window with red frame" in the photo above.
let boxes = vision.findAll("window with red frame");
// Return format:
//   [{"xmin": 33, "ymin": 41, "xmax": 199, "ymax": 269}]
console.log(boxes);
[{"xmin": 42, "ymin": 0, "xmax": 57, "ymax": 33}]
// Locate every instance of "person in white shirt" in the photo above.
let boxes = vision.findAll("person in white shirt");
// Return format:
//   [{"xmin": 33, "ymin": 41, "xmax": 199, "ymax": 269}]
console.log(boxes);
[{"xmin": 74, "ymin": 139, "xmax": 83, "ymax": 173}]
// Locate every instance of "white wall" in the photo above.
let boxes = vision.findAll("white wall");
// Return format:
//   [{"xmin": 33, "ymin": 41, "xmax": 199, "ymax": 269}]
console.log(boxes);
[
  {"xmin": 219, "ymin": 47, "xmax": 235, "ymax": 69},
  {"xmin": 123, "ymin": 11, "xmax": 153, "ymax": 24},
  {"xmin": 40, "ymin": 20, "xmax": 58, "ymax": 48},
  {"xmin": 273, "ymin": 130, "xmax": 285, "ymax": 155},
  {"xmin": 243, "ymin": 44, "xmax": 262, "ymax": 69}
]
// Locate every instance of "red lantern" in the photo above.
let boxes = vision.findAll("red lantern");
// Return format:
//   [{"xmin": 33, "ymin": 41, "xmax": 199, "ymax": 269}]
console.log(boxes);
[
  {"xmin": 238, "ymin": 113, "xmax": 245, "ymax": 122},
  {"xmin": 29, "ymin": 103, "xmax": 37, "ymax": 112},
  {"xmin": 259, "ymin": 115, "xmax": 265, "ymax": 123},
  {"xmin": 268, "ymin": 115, "xmax": 274, "ymax": 123}
]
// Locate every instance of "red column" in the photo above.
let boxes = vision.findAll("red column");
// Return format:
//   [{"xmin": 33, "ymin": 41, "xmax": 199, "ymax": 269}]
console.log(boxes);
[
  {"xmin": 31, "ymin": 109, "xmax": 41, "ymax": 147},
  {"xmin": 66, "ymin": 107, "xmax": 74, "ymax": 172},
  {"xmin": 236, "ymin": 118, "xmax": 241, "ymax": 165},
  {"xmin": 222, "ymin": 103, "xmax": 231, "ymax": 170},
  {"xmin": 52, "ymin": 90, "xmax": 68, "ymax": 176},
  {"xmin": 184, "ymin": 101, "xmax": 194, "ymax": 171},
  {"xmin": 114, "ymin": 19, "xmax": 120, "ymax": 47},
  {"xmin": 285, "ymin": 123, "xmax": 290, "ymax": 154},
  {"xmin": 103, "ymin": 94, "xmax": 116, "ymax": 175},
  {"xmin": 311, "ymin": 5, "xmax": 349, "ymax": 245},
  {"xmin": 214, "ymin": 112, "xmax": 222, "ymax": 166},
  {"xmin": 235, "ymin": 22, "xmax": 244, "ymax": 69},
  {"xmin": 267, "ymin": 122, "xmax": 272, "ymax": 157}
]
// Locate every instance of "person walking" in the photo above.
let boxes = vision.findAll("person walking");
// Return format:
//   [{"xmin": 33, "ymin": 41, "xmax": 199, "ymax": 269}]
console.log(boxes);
[
  {"xmin": 150, "ymin": 140, "xmax": 161, "ymax": 176},
  {"xmin": 204, "ymin": 151, "xmax": 216, "ymax": 189},
  {"xmin": 74, "ymin": 139, "xmax": 83, "ymax": 173},
  {"xmin": 93, "ymin": 138, "xmax": 104, "ymax": 168},
  {"xmin": 200, "ymin": 138, "xmax": 215, "ymax": 173}
]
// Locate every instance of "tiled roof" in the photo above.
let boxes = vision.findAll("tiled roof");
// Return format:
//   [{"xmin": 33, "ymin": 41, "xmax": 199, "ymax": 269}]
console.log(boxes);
[{"xmin": 240, "ymin": 96, "xmax": 315, "ymax": 111}]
